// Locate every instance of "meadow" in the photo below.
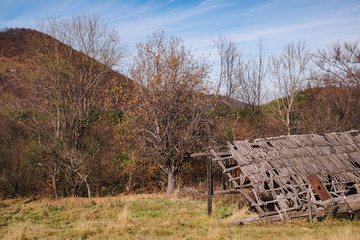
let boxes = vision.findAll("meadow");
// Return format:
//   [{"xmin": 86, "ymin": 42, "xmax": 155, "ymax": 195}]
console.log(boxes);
[{"xmin": 1, "ymin": 193, "xmax": 359, "ymax": 240}]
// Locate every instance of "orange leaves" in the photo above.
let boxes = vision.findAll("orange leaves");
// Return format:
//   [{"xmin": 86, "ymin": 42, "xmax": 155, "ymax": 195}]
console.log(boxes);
[{"xmin": 124, "ymin": 31, "xmax": 213, "ymax": 185}]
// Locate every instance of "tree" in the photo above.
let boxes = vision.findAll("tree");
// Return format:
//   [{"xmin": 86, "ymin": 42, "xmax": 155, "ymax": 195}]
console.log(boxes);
[
  {"xmin": 238, "ymin": 38, "xmax": 266, "ymax": 109},
  {"xmin": 214, "ymin": 36, "xmax": 267, "ymax": 138},
  {"xmin": 213, "ymin": 35, "xmax": 242, "ymax": 100},
  {"xmin": 130, "ymin": 31, "xmax": 211, "ymax": 196},
  {"xmin": 314, "ymin": 40, "xmax": 360, "ymax": 130},
  {"xmin": 315, "ymin": 40, "xmax": 360, "ymax": 87},
  {"xmin": 27, "ymin": 14, "xmax": 125, "ymax": 198},
  {"xmin": 269, "ymin": 41, "xmax": 311, "ymax": 135}
]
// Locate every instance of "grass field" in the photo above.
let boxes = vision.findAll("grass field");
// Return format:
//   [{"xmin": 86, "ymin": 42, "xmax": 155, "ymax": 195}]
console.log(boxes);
[{"xmin": 1, "ymin": 193, "xmax": 359, "ymax": 239}]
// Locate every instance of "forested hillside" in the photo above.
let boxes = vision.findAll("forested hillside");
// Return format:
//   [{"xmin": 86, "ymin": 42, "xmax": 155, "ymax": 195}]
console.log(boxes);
[{"xmin": 0, "ymin": 26, "xmax": 136, "ymax": 198}]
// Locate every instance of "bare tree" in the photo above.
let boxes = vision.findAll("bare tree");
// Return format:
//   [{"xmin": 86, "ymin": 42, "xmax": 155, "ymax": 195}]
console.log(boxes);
[
  {"xmin": 314, "ymin": 39, "xmax": 360, "ymax": 130},
  {"xmin": 213, "ymin": 35, "xmax": 243, "ymax": 99},
  {"xmin": 237, "ymin": 38, "xmax": 266, "ymax": 108},
  {"xmin": 315, "ymin": 40, "xmax": 360, "ymax": 86},
  {"xmin": 235, "ymin": 39, "xmax": 268, "ymax": 136},
  {"xmin": 130, "ymin": 31, "xmax": 211, "ymax": 196},
  {"xmin": 214, "ymin": 36, "xmax": 267, "ymax": 137},
  {"xmin": 214, "ymin": 36, "xmax": 266, "ymax": 107},
  {"xmin": 27, "ymin": 14, "xmax": 126, "ymax": 199},
  {"xmin": 269, "ymin": 41, "xmax": 311, "ymax": 135}
]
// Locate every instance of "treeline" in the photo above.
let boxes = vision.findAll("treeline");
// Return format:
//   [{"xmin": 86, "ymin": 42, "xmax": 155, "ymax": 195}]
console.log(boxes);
[{"xmin": 0, "ymin": 15, "xmax": 359, "ymax": 199}]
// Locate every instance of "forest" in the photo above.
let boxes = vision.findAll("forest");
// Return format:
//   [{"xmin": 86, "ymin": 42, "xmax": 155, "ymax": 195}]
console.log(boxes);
[{"xmin": 0, "ymin": 15, "xmax": 359, "ymax": 199}]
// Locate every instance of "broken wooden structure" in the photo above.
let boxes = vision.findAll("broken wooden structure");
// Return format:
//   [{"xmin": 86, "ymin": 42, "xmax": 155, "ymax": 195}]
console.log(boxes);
[{"xmin": 192, "ymin": 130, "xmax": 360, "ymax": 224}]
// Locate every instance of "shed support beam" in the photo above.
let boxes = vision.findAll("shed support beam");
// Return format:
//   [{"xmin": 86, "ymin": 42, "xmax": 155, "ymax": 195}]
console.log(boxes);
[{"xmin": 207, "ymin": 156, "xmax": 213, "ymax": 216}]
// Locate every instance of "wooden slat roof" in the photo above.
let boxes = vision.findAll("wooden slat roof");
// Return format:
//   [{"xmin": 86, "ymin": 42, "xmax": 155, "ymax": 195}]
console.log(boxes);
[{"xmin": 216, "ymin": 130, "xmax": 360, "ymax": 189}]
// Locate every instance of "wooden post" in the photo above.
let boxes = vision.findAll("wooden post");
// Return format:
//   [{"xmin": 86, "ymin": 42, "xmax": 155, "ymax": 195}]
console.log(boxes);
[
  {"xmin": 222, "ymin": 172, "xmax": 226, "ymax": 190},
  {"xmin": 207, "ymin": 156, "xmax": 213, "ymax": 215}
]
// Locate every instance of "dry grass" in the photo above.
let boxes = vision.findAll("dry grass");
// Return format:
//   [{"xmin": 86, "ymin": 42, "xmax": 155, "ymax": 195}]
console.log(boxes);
[{"xmin": 1, "ymin": 193, "xmax": 359, "ymax": 239}]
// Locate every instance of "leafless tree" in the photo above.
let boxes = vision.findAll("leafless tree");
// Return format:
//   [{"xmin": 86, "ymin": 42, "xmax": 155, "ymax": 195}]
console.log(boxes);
[
  {"xmin": 213, "ymin": 35, "xmax": 243, "ymax": 100},
  {"xmin": 214, "ymin": 36, "xmax": 267, "ymax": 137},
  {"xmin": 315, "ymin": 40, "xmax": 360, "ymax": 86},
  {"xmin": 237, "ymin": 38, "xmax": 266, "ymax": 108},
  {"xmin": 269, "ymin": 41, "xmax": 311, "ymax": 135},
  {"xmin": 314, "ymin": 39, "xmax": 360, "ymax": 130},
  {"xmin": 214, "ymin": 36, "xmax": 266, "ymax": 106},
  {"xmin": 27, "ymin": 14, "xmax": 126, "ymax": 199},
  {"xmin": 130, "ymin": 31, "xmax": 211, "ymax": 196}
]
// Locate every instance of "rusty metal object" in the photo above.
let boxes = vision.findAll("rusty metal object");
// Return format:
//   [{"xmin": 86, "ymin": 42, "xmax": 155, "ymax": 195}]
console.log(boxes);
[{"xmin": 307, "ymin": 175, "xmax": 331, "ymax": 201}]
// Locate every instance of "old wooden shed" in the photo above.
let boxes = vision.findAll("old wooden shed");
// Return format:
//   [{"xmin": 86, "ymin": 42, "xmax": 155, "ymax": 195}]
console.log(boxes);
[{"xmin": 193, "ymin": 130, "xmax": 360, "ymax": 224}]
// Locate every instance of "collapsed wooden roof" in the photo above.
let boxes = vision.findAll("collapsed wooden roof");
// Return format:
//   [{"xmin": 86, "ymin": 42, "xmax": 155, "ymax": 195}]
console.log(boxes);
[{"xmin": 200, "ymin": 130, "xmax": 360, "ymax": 223}]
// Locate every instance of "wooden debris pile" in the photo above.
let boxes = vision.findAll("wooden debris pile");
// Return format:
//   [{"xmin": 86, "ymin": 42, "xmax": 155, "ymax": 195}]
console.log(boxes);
[{"xmin": 192, "ymin": 130, "xmax": 360, "ymax": 224}]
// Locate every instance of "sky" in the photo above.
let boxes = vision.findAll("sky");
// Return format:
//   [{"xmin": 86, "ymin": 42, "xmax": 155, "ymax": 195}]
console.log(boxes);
[{"xmin": 1, "ymin": 0, "xmax": 360, "ymax": 63}]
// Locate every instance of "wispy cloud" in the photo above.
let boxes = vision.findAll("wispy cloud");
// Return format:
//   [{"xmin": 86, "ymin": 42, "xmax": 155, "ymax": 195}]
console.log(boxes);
[{"xmin": 1, "ymin": 0, "xmax": 359, "ymax": 56}]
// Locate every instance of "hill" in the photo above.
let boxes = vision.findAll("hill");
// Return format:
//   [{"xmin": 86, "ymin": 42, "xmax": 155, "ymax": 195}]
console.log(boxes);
[
  {"xmin": 0, "ymin": 28, "xmax": 133, "ymax": 111},
  {"xmin": 0, "ymin": 27, "xmax": 135, "ymax": 198}
]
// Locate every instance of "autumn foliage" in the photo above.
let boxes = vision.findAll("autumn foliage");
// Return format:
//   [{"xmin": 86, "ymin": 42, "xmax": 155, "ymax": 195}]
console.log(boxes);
[{"xmin": 0, "ymin": 24, "xmax": 360, "ymax": 198}]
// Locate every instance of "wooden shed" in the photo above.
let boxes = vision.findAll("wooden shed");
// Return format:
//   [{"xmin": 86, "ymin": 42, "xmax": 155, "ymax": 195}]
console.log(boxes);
[{"xmin": 192, "ymin": 130, "xmax": 360, "ymax": 224}]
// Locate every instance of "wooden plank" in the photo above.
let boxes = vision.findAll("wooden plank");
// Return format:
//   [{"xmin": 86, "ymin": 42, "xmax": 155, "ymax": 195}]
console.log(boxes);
[
  {"xmin": 230, "ymin": 143, "xmax": 250, "ymax": 165},
  {"xmin": 228, "ymin": 175, "xmax": 241, "ymax": 181},
  {"xmin": 212, "ymin": 156, "xmax": 234, "ymax": 162},
  {"xmin": 232, "ymin": 193, "xmax": 360, "ymax": 224},
  {"xmin": 210, "ymin": 149, "xmax": 240, "ymax": 188},
  {"xmin": 191, "ymin": 152, "xmax": 212, "ymax": 157},
  {"xmin": 223, "ymin": 165, "xmax": 240, "ymax": 173},
  {"xmin": 231, "ymin": 211, "xmax": 322, "ymax": 225},
  {"xmin": 213, "ymin": 190, "xmax": 242, "ymax": 195},
  {"xmin": 237, "ymin": 188, "xmax": 267, "ymax": 218}
]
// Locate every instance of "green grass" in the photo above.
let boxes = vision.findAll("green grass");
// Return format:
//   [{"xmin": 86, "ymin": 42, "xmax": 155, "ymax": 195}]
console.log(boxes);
[{"xmin": 0, "ymin": 193, "xmax": 359, "ymax": 239}]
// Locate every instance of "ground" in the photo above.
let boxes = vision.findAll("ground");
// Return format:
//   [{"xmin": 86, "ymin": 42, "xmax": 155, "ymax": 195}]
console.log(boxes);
[{"xmin": 0, "ymin": 193, "xmax": 359, "ymax": 239}]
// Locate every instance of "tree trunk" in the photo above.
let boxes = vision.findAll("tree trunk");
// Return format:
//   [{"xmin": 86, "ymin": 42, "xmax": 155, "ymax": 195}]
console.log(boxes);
[
  {"xmin": 166, "ymin": 170, "xmax": 176, "ymax": 196},
  {"xmin": 52, "ymin": 164, "xmax": 58, "ymax": 200},
  {"xmin": 286, "ymin": 110, "xmax": 291, "ymax": 135},
  {"xmin": 85, "ymin": 179, "xmax": 91, "ymax": 199}
]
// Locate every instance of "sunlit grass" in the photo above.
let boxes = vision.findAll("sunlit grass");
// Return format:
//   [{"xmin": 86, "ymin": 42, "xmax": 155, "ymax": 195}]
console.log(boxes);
[{"xmin": 0, "ymin": 193, "xmax": 359, "ymax": 239}]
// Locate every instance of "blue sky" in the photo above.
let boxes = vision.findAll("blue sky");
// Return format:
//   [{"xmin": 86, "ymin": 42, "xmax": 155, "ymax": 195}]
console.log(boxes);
[{"xmin": 1, "ymin": 0, "xmax": 360, "ymax": 60}]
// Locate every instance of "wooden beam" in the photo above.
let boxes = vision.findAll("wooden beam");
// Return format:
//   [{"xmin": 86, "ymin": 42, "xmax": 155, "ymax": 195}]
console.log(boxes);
[
  {"xmin": 232, "ymin": 193, "xmax": 360, "ymax": 224},
  {"xmin": 191, "ymin": 152, "xmax": 212, "ymax": 157},
  {"xmin": 223, "ymin": 165, "xmax": 240, "ymax": 173},
  {"xmin": 207, "ymin": 156, "xmax": 213, "ymax": 216},
  {"xmin": 213, "ymin": 156, "xmax": 234, "ymax": 161},
  {"xmin": 214, "ymin": 190, "xmax": 241, "ymax": 195},
  {"xmin": 237, "ymin": 189, "xmax": 268, "ymax": 218}
]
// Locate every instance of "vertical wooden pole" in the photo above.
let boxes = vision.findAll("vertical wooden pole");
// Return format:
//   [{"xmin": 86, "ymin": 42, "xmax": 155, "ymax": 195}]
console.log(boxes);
[
  {"xmin": 222, "ymin": 173, "xmax": 226, "ymax": 190},
  {"xmin": 222, "ymin": 159, "xmax": 228, "ymax": 190},
  {"xmin": 211, "ymin": 158, "xmax": 213, "ymax": 195},
  {"xmin": 207, "ymin": 156, "xmax": 213, "ymax": 216}
]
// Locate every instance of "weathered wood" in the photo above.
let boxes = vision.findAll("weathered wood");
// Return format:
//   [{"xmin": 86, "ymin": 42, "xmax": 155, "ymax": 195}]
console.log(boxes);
[
  {"xmin": 210, "ymin": 149, "xmax": 240, "ymax": 188},
  {"xmin": 227, "ymin": 175, "xmax": 242, "ymax": 182},
  {"xmin": 213, "ymin": 156, "xmax": 234, "ymax": 162},
  {"xmin": 232, "ymin": 194, "xmax": 360, "ymax": 224},
  {"xmin": 207, "ymin": 156, "xmax": 213, "ymax": 216},
  {"xmin": 214, "ymin": 190, "xmax": 241, "ymax": 195},
  {"xmin": 223, "ymin": 165, "xmax": 240, "ymax": 173},
  {"xmin": 237, "ymin": 189, "xmax": 267, "ymax": 218},
  {"xmin": 231, "ymin": 211, "xmax": 323, "ymax": 225},
  {"xmin": 191, "ymin": 152, "xmax": 212, "ymax": 157},
  {"xmin": 198, "ymin": 130, "xmax": 360, "ymax": 223}
]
